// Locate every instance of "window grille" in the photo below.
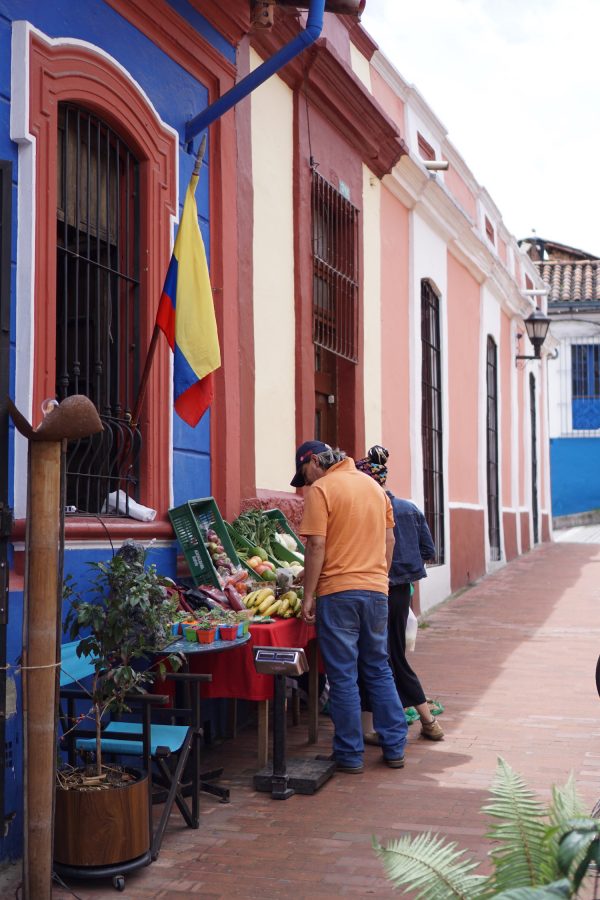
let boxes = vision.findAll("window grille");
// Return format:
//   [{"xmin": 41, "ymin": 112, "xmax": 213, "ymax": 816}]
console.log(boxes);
[
  {"xmin": 555, "ymin": 335, "xmax": 600, "ymax": 436},
  {"xmin": 572, "ymin": 344, "xmax": 600, "ymax": 429},
  {"xmin": 421, "ymin": 280, "xmax": 445, "ymax": 565},
  {"xmin": 486, "ymin": 337, "xmax": 501, "ymax": 561},
  {"xmin": 311, "ymin": 170, "xmax": 359, "ymax": 363},
  {"xmin": 56, "ymin": 104, "xmax": 142, "ymax": 515}
]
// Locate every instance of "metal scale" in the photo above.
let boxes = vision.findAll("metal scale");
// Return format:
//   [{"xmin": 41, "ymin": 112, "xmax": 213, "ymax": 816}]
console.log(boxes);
[{"xmin": 252, "ymin": 646, "xmax": 335, "ymax": 799}]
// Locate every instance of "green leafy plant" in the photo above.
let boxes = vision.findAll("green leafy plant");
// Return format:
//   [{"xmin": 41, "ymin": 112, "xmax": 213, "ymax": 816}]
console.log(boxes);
[
  {"xmin": 374, "ymin": 758, "xmax": 600, "ymax": 899},
  {"xmin": 63, "ymin": 541, "xmax": 181, "ymax": 777}
]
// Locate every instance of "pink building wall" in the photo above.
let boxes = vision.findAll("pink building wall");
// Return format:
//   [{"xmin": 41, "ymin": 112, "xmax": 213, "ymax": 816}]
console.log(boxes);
[
  {"xmin": 500, "ymin": 312, "xmax": 513, "ymax": 508},
  {"xmin": 380, "ymin": 188, "xmax": 411, "ymax": 497},
  {"xmin": 444, "ymin": 167, "xmax": 477, "ymax": 222},
  {"xmin": 447, "ymin": 253, "xmax": 480, "ymax": 503},
  {"xmin": 370, "ymin": 68, "xmax": 406, "ymax": 138}
]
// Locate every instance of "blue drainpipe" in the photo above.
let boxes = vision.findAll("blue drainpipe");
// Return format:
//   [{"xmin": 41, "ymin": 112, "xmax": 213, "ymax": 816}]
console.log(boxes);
[{"xmin": 185, "ymin": 0, "xmax": 326, "ymax": 143}]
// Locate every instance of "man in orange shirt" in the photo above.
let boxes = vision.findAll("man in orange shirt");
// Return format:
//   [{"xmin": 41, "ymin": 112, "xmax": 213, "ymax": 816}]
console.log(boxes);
[{"xmin": 291, "ymin": 440, "xmax": 407, "ymax": 773}]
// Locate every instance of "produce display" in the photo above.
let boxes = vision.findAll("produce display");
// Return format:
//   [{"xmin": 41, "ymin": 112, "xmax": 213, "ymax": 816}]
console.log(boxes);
[
  {"xmin": 170, "ymin": 504, "xmax": 307, "ymax": 636},
  {"xmin": 231, "ymin": 509, "xmax": 305, "ymax": 564}
]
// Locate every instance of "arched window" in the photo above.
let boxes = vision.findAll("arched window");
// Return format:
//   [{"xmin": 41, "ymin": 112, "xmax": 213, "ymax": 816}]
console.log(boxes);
[
  {"xmin": 486, "ymin": 336, "xmax": 501, "ymax": 560},
  {"xmin": 421, "ymin": 279, "xmax": 444, "ymax": 564},
  {"xmin": 13, "ymin": 29, "xmax": 176, "ymax": 520},
  {"xmin": 57, "ymin": 104, "xmax": 142, "ymax": 513}
]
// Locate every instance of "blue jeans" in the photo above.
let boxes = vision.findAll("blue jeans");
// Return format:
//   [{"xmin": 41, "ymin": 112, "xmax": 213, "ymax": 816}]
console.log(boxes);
[{"xmin": 316, "ymin": 590, "xmax": 407, "ymax": 767}]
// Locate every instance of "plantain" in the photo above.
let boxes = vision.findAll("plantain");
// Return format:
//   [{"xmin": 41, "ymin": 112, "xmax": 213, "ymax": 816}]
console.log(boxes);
[
  {"xmin": 244, "ymin": 589, "xmax": 260, "ymax": 607},
  {"xmin": 263, "ymin": 599, "xmax": 282, "ymax": 617},
  {"xmin": 279, "ymin": 598, "xmax": 290, "ymax": 615},
  {"xmin": 257, "ymin": 591, "xmax": 276, "ymax": 613}
]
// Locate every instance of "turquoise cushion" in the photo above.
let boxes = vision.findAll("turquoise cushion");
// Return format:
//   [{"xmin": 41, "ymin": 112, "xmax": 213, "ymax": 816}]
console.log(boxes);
[
  {"xmin": 75, "ymin": 721, "xmax": 189, "ymax": 756},
  {"xmin": 60, "ymin": 641, "xmax": 96, "ymax": 687}
]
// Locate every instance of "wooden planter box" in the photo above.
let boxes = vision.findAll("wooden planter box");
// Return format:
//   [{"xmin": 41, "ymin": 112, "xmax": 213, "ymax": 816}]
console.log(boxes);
[{"xmin": 54, "ymin": 768, "xmax": 149, "ymax": 867}]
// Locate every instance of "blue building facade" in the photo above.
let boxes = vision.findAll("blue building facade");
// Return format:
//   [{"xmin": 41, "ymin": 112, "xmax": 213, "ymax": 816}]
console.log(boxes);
[{"xmin": 0, "ymin": 0, "xmax": 247, "ymax": 861}]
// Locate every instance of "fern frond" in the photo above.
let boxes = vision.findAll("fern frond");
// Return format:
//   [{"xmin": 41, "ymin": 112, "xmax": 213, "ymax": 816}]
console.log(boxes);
[
  {"xmin": 550, "ymin": 774, "xmax": 586, "ymax": 827},
  {"xmin": 540, "ymin": 773, "xmax": 588, "ymax": 882},
  {"xmin": 483, "ymin": 758, "xmax": 549, "ymax": 892},
  {"xmin": 373, "ymin": 832, "xmax": 489, "ymax": 900}
]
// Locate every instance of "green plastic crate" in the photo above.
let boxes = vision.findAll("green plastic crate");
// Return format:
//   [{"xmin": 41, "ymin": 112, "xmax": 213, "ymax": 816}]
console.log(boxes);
[
  {"xmin": 224, "ymin": 523, "xmax": 276, "ymax": 582},
  {"xmin": 168, "ymin": 497, "xmax": 242, "ymax": 587},
  {"xmin": 263, "ymin": 509, "xmax": 305, "ymax": 563}
]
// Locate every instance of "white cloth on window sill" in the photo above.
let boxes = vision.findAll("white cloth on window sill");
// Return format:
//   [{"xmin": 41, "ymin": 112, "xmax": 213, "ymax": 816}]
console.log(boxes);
[{"xmin": 103, "ymin": 490, "xmax": 156, "ymax": 522}]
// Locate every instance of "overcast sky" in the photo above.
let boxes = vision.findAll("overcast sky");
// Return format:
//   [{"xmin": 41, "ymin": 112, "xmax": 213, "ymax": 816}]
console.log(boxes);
[{"xmin": 361, "ymin": 0, "xmax": 600, "ymax": 257}]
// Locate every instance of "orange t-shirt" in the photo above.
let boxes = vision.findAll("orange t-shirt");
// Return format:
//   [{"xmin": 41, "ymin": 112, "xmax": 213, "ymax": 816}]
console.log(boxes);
[{"xmin": 299, "ymin": 456, "xmax": 394, "ymax": 596}]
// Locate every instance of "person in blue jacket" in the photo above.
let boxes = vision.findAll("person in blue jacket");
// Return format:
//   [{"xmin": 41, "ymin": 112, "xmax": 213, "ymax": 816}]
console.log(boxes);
[{"xmin": 356, "ymin": 445, "xmax": 444, "ymax": 742}]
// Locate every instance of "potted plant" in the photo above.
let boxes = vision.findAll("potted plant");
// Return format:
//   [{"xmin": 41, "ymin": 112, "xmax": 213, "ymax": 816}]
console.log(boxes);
[
  {"xmin": 55, "ymin": 540, "xmax": 181, "ymax": 872},
  {"xmin": 195, "ymin": 621, "xmax": 218, "ymax": 644}
]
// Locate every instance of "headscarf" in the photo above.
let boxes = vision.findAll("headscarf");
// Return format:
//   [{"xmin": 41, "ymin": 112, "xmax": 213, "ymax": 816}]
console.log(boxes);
[{"xmin": 355, "ymin": 445, "xmax": 389, "ymax": 486}]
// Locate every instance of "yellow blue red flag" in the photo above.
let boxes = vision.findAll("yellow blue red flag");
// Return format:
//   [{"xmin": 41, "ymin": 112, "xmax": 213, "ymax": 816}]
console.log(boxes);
[{"xmin": 156, "ymin": 171, "xmax": 221, "ymax": 427}]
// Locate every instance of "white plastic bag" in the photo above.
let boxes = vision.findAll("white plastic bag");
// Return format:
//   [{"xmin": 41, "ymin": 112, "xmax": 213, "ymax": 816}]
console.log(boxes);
[{"xmin": 405, "ymin": 607, "xmax": 418, "ymax": 652}]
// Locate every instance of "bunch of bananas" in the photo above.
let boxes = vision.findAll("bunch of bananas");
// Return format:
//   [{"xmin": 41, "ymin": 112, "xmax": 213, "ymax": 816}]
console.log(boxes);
[{"xmin": 243, "ymin": 587, "xmax": 303, "ymax": 619}]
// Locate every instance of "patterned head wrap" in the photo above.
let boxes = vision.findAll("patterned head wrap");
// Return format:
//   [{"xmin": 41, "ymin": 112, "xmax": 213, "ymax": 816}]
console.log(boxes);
[{"xmin": 355, "ymin": 445, "xmax": 389, "ymax": 486}]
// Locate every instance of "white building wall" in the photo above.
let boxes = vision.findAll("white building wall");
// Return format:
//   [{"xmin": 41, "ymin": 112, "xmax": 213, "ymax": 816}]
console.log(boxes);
[
  {"xmin": 362, "ymin": 166, "xmax": 383, "ymax": 449},
  {"xmin": 250, "ymin": 51, "xmax": 296, "ymax": 491},
  {"xmin": 410, "ymin": 210, "xmax": 451, "ymax": 613}
]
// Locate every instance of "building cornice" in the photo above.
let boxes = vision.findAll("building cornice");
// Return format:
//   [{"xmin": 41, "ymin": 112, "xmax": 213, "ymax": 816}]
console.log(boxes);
[
  {"xmin": 188, "ymin": 0, "xmax": 251, "ymax": 45},
  {"xmin": 339, "ymin": 16, "xmax": 379, "ymax": 60},
  {"xmin": 107, "ymin": 0, "xmax": 237, "ymax": 83},
  {"xmin": 252, "ymin": 23, "xmax": 406, "ymax": 178},
  {"xmin": 385, "ymin": 154, "xmax": 531, "ymax": 316}
]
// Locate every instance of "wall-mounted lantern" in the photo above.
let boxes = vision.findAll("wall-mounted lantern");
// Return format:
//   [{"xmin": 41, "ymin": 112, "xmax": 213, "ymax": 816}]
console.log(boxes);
[{"xmin": 515, "ymin": 308, "xmax": 551, "ymax": 362}]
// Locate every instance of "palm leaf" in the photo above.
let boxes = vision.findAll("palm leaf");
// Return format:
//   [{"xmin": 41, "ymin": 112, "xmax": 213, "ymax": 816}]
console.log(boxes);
[
  {"xmin": 483, "ymin": 758, "xmax": 549, "ymax": 892},
  {"xmin": 372, "ymin": 832, "xmax": 489, "ymax": 900},
  {"xmin": 556, "ymin": 818, "xmax": 600, "ymax": 893}
]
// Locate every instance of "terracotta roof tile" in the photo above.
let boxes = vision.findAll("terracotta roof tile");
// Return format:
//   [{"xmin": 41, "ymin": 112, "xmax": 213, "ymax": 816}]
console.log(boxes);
[{"xmin": 535, "ymin": 259, "xmax": 600, "ymax": 306}]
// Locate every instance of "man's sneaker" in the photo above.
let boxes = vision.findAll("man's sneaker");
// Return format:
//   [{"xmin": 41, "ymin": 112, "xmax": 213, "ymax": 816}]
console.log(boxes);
[
  {"xmin": 421, "ymin": 718, "xmax": 444, "ymax": 740},
  {"xmin": 336, "ymin": 763, "xmax": 364, "ymax": 774},
  {"xmin": 363, "ymin": 731, "xmax": 380, "ymax": 746},
  {"xmin": 383, "ymin": 756, "xmax": 405, "ymax": 768}
]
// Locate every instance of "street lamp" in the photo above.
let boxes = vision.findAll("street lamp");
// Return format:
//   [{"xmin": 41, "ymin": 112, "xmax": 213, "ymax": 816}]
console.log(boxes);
[{"xmin": 515, "ymin": 309, "xmax": 551, "ymax": 361}]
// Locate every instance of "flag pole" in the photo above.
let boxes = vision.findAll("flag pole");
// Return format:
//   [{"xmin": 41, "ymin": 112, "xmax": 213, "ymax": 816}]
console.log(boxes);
[{"xmin": 130, "ymin": 134, "xmax": 207, "ymax": 428}]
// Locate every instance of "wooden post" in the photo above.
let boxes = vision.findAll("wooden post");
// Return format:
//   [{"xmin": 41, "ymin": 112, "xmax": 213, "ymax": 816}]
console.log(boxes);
[
  {"xmin": 22, "ymin": 440, "xmax": 62, "ymax": 900},
  {"xmin": 7, "ymin": 395, "xmax": 103, "ymax": 900}
]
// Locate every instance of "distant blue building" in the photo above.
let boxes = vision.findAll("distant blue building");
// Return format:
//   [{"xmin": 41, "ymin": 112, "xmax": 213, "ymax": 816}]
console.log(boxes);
[{"xmin": 522, "ymin": 237, "xmax": 600, "ymax": 521}]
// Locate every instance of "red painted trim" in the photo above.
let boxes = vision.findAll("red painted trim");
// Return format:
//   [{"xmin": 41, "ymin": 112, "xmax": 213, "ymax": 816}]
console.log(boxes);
[
  {"xmin": 293, "ymin": 97, "xmax": 317, "ymax": 456},
  {"xmin": 12, "ymin": 518, "xmax": 173, "ymax": 542},
  {"xmin": 210, "ymin": 107, "xmax": 243, "ymax": 521},
  {"xmin": 106, "ymin": 0, "xmax": 237, "ymax": 85},
  {"xmin": 252, "ymin": 28, "xmax": 406, "ymax": 178},
  {"xmin": 520, "ymin": 511, "xmax": 531, "ymax": 553},
  {"xmin": 28, "ymin": 35, "xmax": 176, "ymax": 515},
  {"xmin": 107, "ymin": 0, "xmax": 245, "ymax": 520},
  {"xmin": 188, "ymin": 0, "xmax": 251, "ymax": 46},
  {"xmin": 293, "ymin": 94, "xmax": 366, "ymax": 462},
  {"xmin": 339, "ymin": 17, "xmax": 379, "ymax": 60},
  {"xmin": 233, "ymin": 37, "xmax": 257, "ymax": 504}
]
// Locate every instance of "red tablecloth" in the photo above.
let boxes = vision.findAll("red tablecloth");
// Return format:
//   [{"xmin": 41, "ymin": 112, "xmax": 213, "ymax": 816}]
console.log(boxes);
[{"xmin": 190, "ymin": 618, "xmax": 316, "ymax": 701}]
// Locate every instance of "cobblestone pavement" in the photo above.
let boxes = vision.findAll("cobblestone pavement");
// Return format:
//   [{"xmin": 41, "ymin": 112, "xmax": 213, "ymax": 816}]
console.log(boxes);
[{"xmin": 18, "ymin": 541, "xmax": 600, "ymax": 897}]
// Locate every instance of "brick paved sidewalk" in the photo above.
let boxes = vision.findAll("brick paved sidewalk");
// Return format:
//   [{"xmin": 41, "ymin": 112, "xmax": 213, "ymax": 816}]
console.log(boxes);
[{"xmin": 36, "ymin": 542, "xmax": 600, "ymax": 896}]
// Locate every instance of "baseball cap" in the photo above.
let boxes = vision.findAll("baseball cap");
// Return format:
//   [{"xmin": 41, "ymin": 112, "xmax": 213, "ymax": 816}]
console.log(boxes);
[{"xmin": 291, "ymin": 440, "xmax": 331, "ymax": 488}]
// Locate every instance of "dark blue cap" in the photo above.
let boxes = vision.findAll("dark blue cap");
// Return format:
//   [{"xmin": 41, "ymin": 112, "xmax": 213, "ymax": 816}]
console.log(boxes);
[{"xmin": 291, "ymin": 440, "xmax": 331, "ymax": 488}]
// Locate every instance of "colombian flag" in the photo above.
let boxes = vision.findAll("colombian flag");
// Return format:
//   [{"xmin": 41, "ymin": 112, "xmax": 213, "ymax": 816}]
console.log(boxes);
[{"xmin": 156, "ymin": 171, "xmax": 221, "ymax": 427}]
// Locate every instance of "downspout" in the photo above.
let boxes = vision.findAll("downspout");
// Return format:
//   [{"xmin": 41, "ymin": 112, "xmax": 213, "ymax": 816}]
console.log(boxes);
[{"xmin": 185, "ymin": 0, "xmax": 326, "ymax": 143}]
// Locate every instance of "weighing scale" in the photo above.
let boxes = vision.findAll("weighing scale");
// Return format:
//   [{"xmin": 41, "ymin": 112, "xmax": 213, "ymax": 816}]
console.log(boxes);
[{"xmin": 252, "ymin": 646, "xmax": 335, "ymax": 799}]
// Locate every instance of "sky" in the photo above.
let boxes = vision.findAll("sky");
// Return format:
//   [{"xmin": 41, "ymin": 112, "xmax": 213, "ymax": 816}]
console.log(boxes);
[{"xmin": 360, "ymin": 0, "xmax": 600, "ymax": 257}]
